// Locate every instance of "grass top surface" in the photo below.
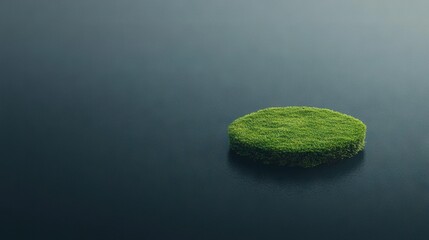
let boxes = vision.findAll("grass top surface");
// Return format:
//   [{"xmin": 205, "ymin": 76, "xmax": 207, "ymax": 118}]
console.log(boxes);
[{"xmin": 228, "ymin": 107, "xmax": 366, "ymax": 154}]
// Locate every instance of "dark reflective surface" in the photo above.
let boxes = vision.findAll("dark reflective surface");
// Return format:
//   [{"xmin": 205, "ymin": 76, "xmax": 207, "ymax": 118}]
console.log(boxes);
[{"xmin": 1, "ymin": 1, "xmax": 429, "ymax": 239}]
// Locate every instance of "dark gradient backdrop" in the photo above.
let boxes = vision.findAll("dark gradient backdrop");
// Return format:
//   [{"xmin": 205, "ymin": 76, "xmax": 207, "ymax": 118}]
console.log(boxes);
[{"xmin": 1, "ymin": 1, "xmax": 429, "ymax": 239}]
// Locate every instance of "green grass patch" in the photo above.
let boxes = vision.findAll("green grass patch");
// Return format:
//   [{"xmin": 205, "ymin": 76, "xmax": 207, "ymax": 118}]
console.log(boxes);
[{"xmin": 228, "ymin": 106, "xmax": 366, "ymax": 168}]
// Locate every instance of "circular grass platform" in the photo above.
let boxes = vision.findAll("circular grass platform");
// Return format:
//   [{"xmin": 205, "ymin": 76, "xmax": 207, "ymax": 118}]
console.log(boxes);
[{"xmin": 228, "ymin": 107, "xmax": 366, "ymax": 168}]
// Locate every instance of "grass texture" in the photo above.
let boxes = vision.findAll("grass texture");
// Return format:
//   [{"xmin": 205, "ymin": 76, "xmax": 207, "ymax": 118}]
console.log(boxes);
[{"xmin": 228, "ymin": 107, "xmax": 366, "ymax": 168}]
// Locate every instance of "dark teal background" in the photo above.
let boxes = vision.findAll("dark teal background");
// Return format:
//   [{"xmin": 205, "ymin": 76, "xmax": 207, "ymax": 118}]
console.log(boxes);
[{"xmin": 1, "ymin": 1, "xmax": 429, "ymax": 239}]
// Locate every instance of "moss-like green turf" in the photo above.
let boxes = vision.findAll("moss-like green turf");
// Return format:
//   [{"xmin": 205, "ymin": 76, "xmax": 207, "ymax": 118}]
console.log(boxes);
[{"xmin": 228, "ymin": 107, "xmax": 366, "ymax": 168}]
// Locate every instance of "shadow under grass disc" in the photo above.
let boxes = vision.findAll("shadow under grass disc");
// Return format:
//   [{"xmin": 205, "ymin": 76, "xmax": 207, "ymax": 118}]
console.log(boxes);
[{"xmin": 228, "ymin": 106, "xmax": 366, "ymax": 168}]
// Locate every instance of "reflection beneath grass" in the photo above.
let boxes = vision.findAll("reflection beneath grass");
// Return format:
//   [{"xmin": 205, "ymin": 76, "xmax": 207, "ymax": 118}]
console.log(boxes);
[{"xmin": 228, "ymin": 150, "xmax": 365, "ymax": 185}]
